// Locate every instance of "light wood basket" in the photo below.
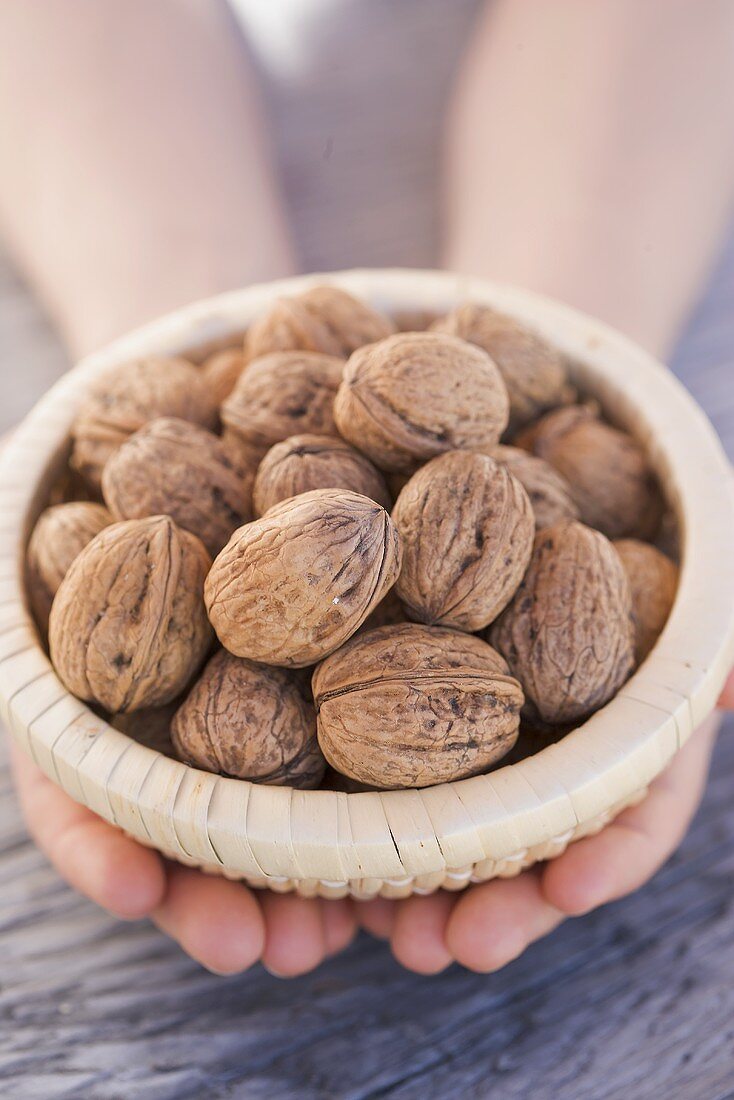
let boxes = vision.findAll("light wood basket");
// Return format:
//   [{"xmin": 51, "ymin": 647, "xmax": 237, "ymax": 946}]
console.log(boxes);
[{"xmin": 2, "ymin": 270, "xmax": 734, "ymax": 901}]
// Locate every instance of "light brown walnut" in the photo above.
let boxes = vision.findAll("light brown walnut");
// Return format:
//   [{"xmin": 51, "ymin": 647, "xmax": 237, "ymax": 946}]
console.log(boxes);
[
  {"xmin": 171, "ymin": 649, "xmax": 325, "ymax": 787},
  {"xmin": 26, "ymin": 502, "xmax": 113, "ymax": 632},
  {"xmin": 205, "ymin": 489, "xmax": 402, "ymax": 667},
  {"xmin": 392, "ymin": 451, "xmax": 534, "ymax": 631},
  {"xmin": 252, "ymin": 433, "xmax": 391, "ymax": 516},
  {"xmin": 614, "ymin": 538, "xmax": 678, "ymax": 663},
  {"xmin": 491, "ymin": 520, "xmax": 635, "ymax": 724},
  {"xmin": 312, "ymin": 623, "xmax": 523, "ymax": 789},
  {"xmin": 245, "ymin": 285, "xmax": 395, "ymax": 360},
  {"xmin": 515, "ymin": 405, "xmax": 663, "ymax": 539},
  {"xmin": 49, "ymin": 516, "xmax": 213, "ymax": 713},
  {"xmin": 102, "ymin": 417, "xmax": 252, "ymax": 556},
  {"xmin": 491, "ymin": 444, "xmax": 579, "ymax": 530},
  {"xmin": 111, "ymin": 702, "xmax": 178, "ymax": 758},
  {"xmin": 201, "ymin": 347, "xmax": 247, "ymax": 405},
  {"xmin": 431, "ymin": 304, "xmax": 574, "ymax": 429},
  {"xmin": 334, "ymin": 332, "xmax": 510, "ymax": 473},
  {"xmin": 70, "ymin": 357, "xmax": 218, "ymax": 490}
]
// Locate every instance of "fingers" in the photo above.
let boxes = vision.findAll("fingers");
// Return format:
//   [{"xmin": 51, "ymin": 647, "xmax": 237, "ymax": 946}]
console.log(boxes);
[
  {"xmin": 321, "ymin": 897, "xmax": 358, "ymax": 958},
  {"xmin": 259, "ymin": 891, "xmax": 330, "ymax": 977},
  {"xmin": 542, "ymin": 716, "xmax": 719, "ymax": 916},
  {"xmin": 354, "ymin": 896, "xmax": 396, "ymax": 941},
  {"xmin": 10, "ymin": 742, "xmax": 166, "ymax": 919},
  {"xmin": 719, "ymin": 668, "xmax": 734, "ymax": 710},
  {"xmin": 390, "ymin": 892, "xmax": 456, "ymax": 974}
]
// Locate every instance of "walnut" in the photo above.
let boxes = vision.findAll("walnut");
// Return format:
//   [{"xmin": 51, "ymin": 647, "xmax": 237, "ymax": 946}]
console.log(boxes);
[
  {"xmin": 515, "ymin": 405, "xmax": 663, "ymax": 539},
  {"xmin": 391, "ymin": 308, "xmax": 443, "ymax": 332},
  {"xmin": 245, "ymin": 285, "xmax": 395, "ymax": 360},
  {"xmin": 70, "ymin": 357, "xmax": 218, "ymax": 490},
  {"xmin": 334, "ymin": 332, "xmax": 510, "ymax": 473},
  {"xmin": 26, "ymin": 502, "xmax": 113, "ymax": 632},
  {"xmin": 252, "ymin": 433, "xmax": 391, "ymax": 516},
  {"xmin": 205, "ymin": 489, "xmax": 402, "ymax": 667},
  {"xmin": 491, "ymin": 520, "xmax": 635, "ymax": 724},
  {"xmin": 171, "ymin": 649, "xmax": 325, "ymax": 787},
  {"xmin": 392, "ymin": 451, "xmax": 534, "ymax": 631},
  {"xmin": 49, "ymin": 516, "xmax": 213, "ymax": 713},
  {"xmin": 201, "ymin": 347, "xmax": 246, "ymax": 405},
  {"xmin": 358, "ymin": 586, "xmax": 406, "ymax": 634},
  {"xmin": 221, "ymin": 350, "xmax": 344, "ymax": 459},
  {"xmin": 312, "ymin": 623, "xmax": 523, "ymax": 789},
  {"xmin": 492, "ymin": 444, "xmax": 579, "ymax": 529},
  {"xmin": 431, "ymin": 304, "xmax": 574, "ymax": 429},
  {"xmin": 614, "ymin": 539, "xmax": 678, "ymax": 662},
  {"xmin": 111, "ymin": 702, "xmax": 178, "ymax": 757},
  {"xmin": 101, "ymin": 417, "xmax": 252, "ymax": 556}
]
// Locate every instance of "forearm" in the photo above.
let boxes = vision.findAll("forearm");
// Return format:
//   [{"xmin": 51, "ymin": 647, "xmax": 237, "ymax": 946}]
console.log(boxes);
[
  {"xmin": 444, "ymin": 0, "xmax": 734, "ymax": 359},
  {"xmin": 0, "ymin": 0, "xmax": 296, "ymax": 358}
]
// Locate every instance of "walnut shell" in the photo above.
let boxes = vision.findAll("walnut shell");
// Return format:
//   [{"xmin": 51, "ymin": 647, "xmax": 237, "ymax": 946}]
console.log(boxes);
[
  {"xmin": 391, "ymin": 309, "xmax": 443, "ymax": 332},
  {"xmin": 392, "ymin": 451, "xmax": 534, "ymax": 631},
  {"xmin": 111, "ymin": 702, "xmax": 178, "ymax": 757},
  {"xmin": 491, "ymin": 520, "xmax": 635, "ymax": 724},
  {"xmin": 245, "ymin": 285, "xmax": 395, "ymax": 360},
  {"xmin": 516, "ymin": 405, "xmax": 663, "ymax": 539},
  {"xmin": 26, "ymin": 502, "xmax": 114, "ymax": 631},
  {"xmin": 201, "ymin": 347, "xmax": 247, "ymax": 405},
  {"xmin": 358, "ymin": 586, "xmax": 407, "ymax": 634},
  {"xmin": 171, "ymin": 649, "xmax": 325, "ymax": 787},
  {"xmin": 70, "ymin": 357, "xmax": 218, "ymax": 490},
  {"xmin": 614, "ymin": 539, "xmax": 678, "ymax": 663},
  {"xmin": 49, "ymin": 516, "xmax": 213, "ymax": 713},
  {"xmin": 312, "ymin": 623, "xmax": 523, "ymax": 789},
  {"xmin": 492, "ymin": 444, "xmax": 579, "ymax": 529},
  {"xmin": 101, "ymin": 417, "xmax": 252, "ymax": 556},
  {"xmin": 221, "ymin": 350, "xmax": 344, "ymax": 459},
  {"xmin": 205, "ymin": 489, "xmax": 402, "ymax": 667},
  {"xmin": 252, "ymin": 433, "xmax": 391, "ymax": 516},
  {"xmin": 334, "ymin": 332, "xmax": 510, "ymax": 473},
  {"xmin": 431, "ymin": 304, "xmax": 573, "ymax": 429}
]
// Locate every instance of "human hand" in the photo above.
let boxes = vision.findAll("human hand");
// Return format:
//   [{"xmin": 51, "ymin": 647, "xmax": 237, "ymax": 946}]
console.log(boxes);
[{"xmin": 356, "ymin": 671, "xmax": 734, "ymax": 974}]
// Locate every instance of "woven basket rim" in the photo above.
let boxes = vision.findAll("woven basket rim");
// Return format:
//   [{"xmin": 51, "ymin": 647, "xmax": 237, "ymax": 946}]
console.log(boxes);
[{"xmin": 2, "ymin": 267, "xmax": 733, "ymax": 885}]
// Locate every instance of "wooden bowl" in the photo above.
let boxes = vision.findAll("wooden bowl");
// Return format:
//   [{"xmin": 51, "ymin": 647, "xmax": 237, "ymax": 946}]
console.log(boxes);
[{"xmin": 2, "ymin": 270, "xmax": 734, "ymax": 900}]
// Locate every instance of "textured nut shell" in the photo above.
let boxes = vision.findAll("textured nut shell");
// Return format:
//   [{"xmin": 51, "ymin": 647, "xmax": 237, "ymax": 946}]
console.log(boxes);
[
  {"xmin": 205, "ymin": 489, "xmax": 402, "ymax": 667},
  {"xmin": 49, "ymin": 516, "xmax": 213, "ymax": 713},
  {"xmin": 358, "ymin": 586, "xmax": 406, "ymax": 634},
  {"xmin": 312, "ymin": 623, "xmax": 523, "ymax": 789},
  {"xmin": 492, "ymin": 520, "xmax": 635, "ymax": 724},
  {"xmin": 517, "ymin": 405, "xmax": 663, "ymax": 539},
  {"xmin": 102, "ymin": 418, "xmax": 252, "ymax": 556},
  {"xmin": 171, "ymin": 650, "xmax": 325, "ymax": 787},
  {"xmin": 245, "ymin": 285, "xmax": 395, "ymax": 360},
  {"xmin": 392, "ymin": 308, "xmax": 443, "ymax": 332},
  {"xmin": 252, "ymin": 433, "xmax": 391, "ymax": 516},
  {"xmin": 111, "ymin": 702, "xmax": 178, "ymax": 758},
  {"xmin": 492, "ymin": 444, "xmax": 579, "ymax": 529},
  {"xmin": 221, "ymin": 350, "xmax": 344, "ymax": 457},
  {"xmin": 392, "ymin": 451, "xmax": 534, "ymax": 631},
  {"xmin": 614, "ymin": 538, "xmax": 679, "ymax": 662},
  {"xmin": 334, "ymin": 332, "xmax": 510, "ymax": 473},
  {"xmin": 26, "ymin": 502, "xmax": 113, "ymax": 630},
  {"xmin": 431, "ymin": 304, "xmax": 573, "ymax": 428},
  {"xmin": 70, "ymin": 357, "xmax": 218, "ymax": 490},
  {"xmin": 202, "ymin": 348, "xmax": 247, "ymax": 405}
]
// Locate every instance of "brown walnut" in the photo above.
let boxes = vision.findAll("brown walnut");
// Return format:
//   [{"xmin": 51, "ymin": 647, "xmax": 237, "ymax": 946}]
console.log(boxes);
[
  {"xmin": 70, "ymin": 356, "xmax": 218, "ymax": 490},
  {"xmin": 431, "ymin": 304, "xmax": 573, "ymax": 429},
  {"xmin": 334, "ymin": 332, "xmax": 510, "ymax": 473},
  {"xmin": 221, "ymin": 350, "xmax": 344, "ymax": 459},
  {"xmin": 111, "ymin": 702, "xmax": 178, "ymax": 758},
  {"xmin": 312, "ymin": 623, "xmax": 523, "ymax": 789},
  {"xmin": 491, "ymin": 444, "xmax": 579, "ymax": 530},
  {"xmin": 491, "ymin": 520, "xmax": 635, "ymax": 724},
  {"xmin": 49, "ymin": 516, "xmax": 213, "ymax": 713},
  {"xmin": 515, "ymin": 404, "xmax": 663, "ymax": 539},
  {"xmin": 26, "ymin": 502, "xmax": 113, "ymax": 631},
  {"xmin": 252, "ymin": 433, "xmax": 391, "ymax": 516},
  {"xmin": 102, "ymin": 417, "xmax": 252, "ymax": 556},
  {"xmin": 205, "ymin": 489, "xmax": 402, "ymax": 667},
  {"xmin": 171, "ymin": 649, "xmax": 325, "ymax": 787},
  {"xmin": 201, "ymin": 347, "xmax": 247, "ymax": 405},
  {"xmin": 245, "ymin": 285, "xmax": 395, "ymax": 360},
  {"xmin": 614, "ymin": 538, "xmax": 678, "ymax": 663},
  {"xmin": 392, "ymin": 451, "xmax": 534, "ymax": 631}
]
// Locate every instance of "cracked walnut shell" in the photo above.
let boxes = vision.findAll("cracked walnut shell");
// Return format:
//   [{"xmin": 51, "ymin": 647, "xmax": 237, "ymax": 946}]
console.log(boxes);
[
  {"xmin": 49, "ymin": 516, "xmax": 213, "ymax": 713},
  {"xmin": 392, "ymin": 451, "xmax": 534, "ymax": 631},
  {"xmin": 334, "ymin": 332, "xmax": 510, "ymax": 473},
  {"xmin": 172, "ymin": 649, "xmax": 325, "ymax": 787},
  {"xmin": 492, "ymin": 520, "xmax": 635, "ymax": 724},
  {"xmin": 614, "ymin": 538, "xmax": 678, "ymax": 663},
  {"xmin": 312, "ymin": 623, "xmax": 523, "ymax": 789},
  {"xmin": 205, "ymin": 489, "xmax": 402, "ymax": 667}
]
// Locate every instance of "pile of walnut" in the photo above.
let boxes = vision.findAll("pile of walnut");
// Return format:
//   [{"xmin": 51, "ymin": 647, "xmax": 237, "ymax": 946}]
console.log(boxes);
[{"xmin": 26, "ymin": 286, "xmax": 679, "ymax": 792}]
